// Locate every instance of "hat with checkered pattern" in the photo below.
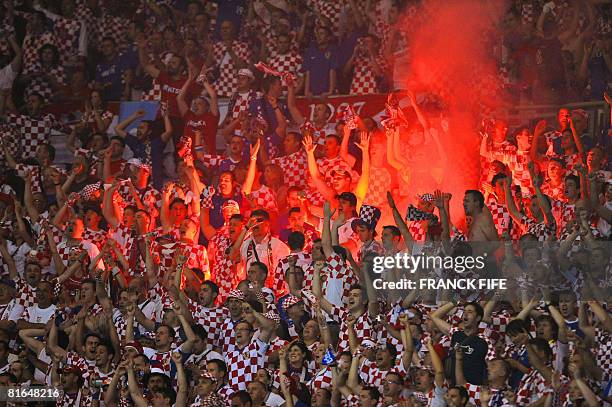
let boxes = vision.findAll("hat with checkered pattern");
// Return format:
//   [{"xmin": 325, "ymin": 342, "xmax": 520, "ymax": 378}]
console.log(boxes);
[
  {"xmin": 417, "ymin": 193, "xmax": 434, "ymax": 202},
  {"xmin": 199, "ymin": 372, "xmax": 217, "ymax": 382},
  {"xmin": 226, "ymin": 289, "xmax": 245, "ymax": 301},
  {"xmin": 127, "ymin": 158, "xmax": 151, "ymax": 173},
  {"xmin": 282, "ymin": 294, "xmax": 302, "ymax": 310},
  {"xmin": 351, "ymin": 204, "xmax": 381, "ymax": 231},
  {"xmin": 263, "ymin": 311, "xmax": 281, "ymax": 323},
  {"xmin": 80, "ymin": 182, "xmax": 102, "ymax": 201}
]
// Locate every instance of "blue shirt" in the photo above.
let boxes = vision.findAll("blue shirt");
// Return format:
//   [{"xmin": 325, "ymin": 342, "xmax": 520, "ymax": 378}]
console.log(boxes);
[
  {"xmin": 210, "ymin": 192, "xmax": 247, "ymax": 229},
  {"xmin": 95, "ymin": 54, "xmax": 131, "ymax": 101},
  {"xmin": 302, "ymin": 44, "xmax": 340, "ymax": 95},
  {"xmin": 248, "ymin": 98, "xmax": 288, "ymax": 159}
]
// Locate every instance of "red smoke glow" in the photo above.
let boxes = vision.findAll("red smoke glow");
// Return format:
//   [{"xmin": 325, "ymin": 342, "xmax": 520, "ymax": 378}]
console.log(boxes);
[{"xmin": 396, "ymin": 0, "xmax": 508, "ymax": 222}]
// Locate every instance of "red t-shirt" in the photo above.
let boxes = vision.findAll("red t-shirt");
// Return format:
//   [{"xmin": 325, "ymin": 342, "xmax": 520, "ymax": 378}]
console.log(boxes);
[
  {"xmin": 183, "ymin": 111, "xmax": 219, "ymax": 154},
  {"xmin": 157, "ymin": 71, "xmax": 189, "ymax": 118}
]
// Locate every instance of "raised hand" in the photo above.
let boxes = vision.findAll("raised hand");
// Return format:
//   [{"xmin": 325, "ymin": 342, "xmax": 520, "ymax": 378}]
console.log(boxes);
[
  {"xmin": 171, "ymin": 351, "xmax": 182, "ymax": 365},
  {"xmin": 323, "ymin": 201, "xmax": 336, "ymax": 219},
  {"xmin": 433, "ymin": 190, "xmax": 445, "ymax": 208},
  {"xmin": 386, "ymin": 191, "xmax": 396, "ymax": 209},
  {"xmin": 250, "ymin": 139, "xmax": 260, "ymax": 160},
  {"xmin": 302, "ymin": 134, "xmax": 315, "ymax": 154},
  {"xmin": 356, "ymin": 131, "xmax": 370, "ymax": 152}
]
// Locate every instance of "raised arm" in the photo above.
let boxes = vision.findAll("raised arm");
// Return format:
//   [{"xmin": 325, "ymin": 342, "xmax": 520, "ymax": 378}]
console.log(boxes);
[
  {"xmin": 321, "ymin": 202, "xmax": 335, "ymax": 258},
  {"xmin": 287, "ymin": 84, "xmax": 306, "ymax": 125},
  {"xmin": 115, "ymin": 109, "xmax": 145, "ymax": 138},
  {"xmin": 429, "ymin": 301, "xmax": 454, "ymax": 336},
  {"xmin": 528, "ymin": 161, "xmax": 555, "ymax": 226},
  {"xmin": 137, "ymin": 39, "xmax": 161, "ymax": 79},
  {"xmin": 127, "ymin": 362, "xmax": 148, "ymax": 407},
  {"xmin": 386, "ymin": 128, "xmax": 404, "ymax": 170},
  {"xmin": 171, "ymin": 352, "xmax": 188, "ymax": 407},
  {"xmin": 303, "ymin": 134, "xmax": 336, "ymax": 201},
  {"xmin": 354, "ymin": 132, "xmax": 370, "ymax": 207},
  {"xmin": 241, "ymin": 139, "xmax": 260, "ymax": 195},
  {"xmin": 177, "ymin": 64, "xmax": 196, "ymax": 117}
]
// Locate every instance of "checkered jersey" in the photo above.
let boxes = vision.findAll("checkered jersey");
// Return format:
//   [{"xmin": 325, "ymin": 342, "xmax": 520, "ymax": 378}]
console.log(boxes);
[
  {"xmin": 541, "ymin": 181, "xmax": 565, "ymax": 202},
  {"xmin": 350, "ymin": 38, "xmax": 383, "ymax": 95},
  {"xmin": 489, "ymin": 148, "xmax": 534, "ymax": 197},
  {"xmin": 271, "ymin": 252, "xmax": 312, "ymax": 298},
  {"xmin": 595, "ymin": 328, "xmax": 612, "ymax": 378},
  {"xmin": 186, "ymin": 299, "xmax": 230, "ymax": 349},
  {"xmin": 363, "ymin": 166, "xmax": 392, "ymax": 208},
  {"xmin": 329, "ymin": 305, "xmax": 376, "ymax": 354},
  {"xmin": 487, "ymin": 196, "xmax": 519, "ymax": 240},
  {"xmin": 22, "ymin": 32, "xmax": 58, "ymax": 75},
  {"xmin": 308, "ymin": 366, "xmax": 333, "ymax": 392},
  {"xmin": 308, "ymin": 0, "xmax": 343, "ymax": 30},
  {"xmin": 152, "ymin": 241, "xmax": 210, "ymax": 280},
  {"xmin": 80, "ymin": 110, "xmax": 114, "ymax": 133},
  {"xmin": 227, "ymin": 90, "xmax": 261, "ymax": 121},
  {"xmin": 52, "ymin": 16, "xmax": 81, "ymax": 61},
  {"xmin": 56, "ymin": 239, "xmax": 95, "ymax": 268},
  {"xmin": 270, "ymin": 150, "xmax": 308, "ymax": 189},
  {"xmin": 551, "ymin": 201, "xmax": 575, "ymax": 237},
  {"xmin": 520, "ymin": 215, "xmax": 556, "ymax": 242},
  {"xmin": 265, "ymin": 337, "xmax": 289, "ymax": 367},
  {"xmin": 6, "ymin": 112, "xmax": 58, "ymax": 161},
  {"xmin": 247, "ymin": 185, "xmax": 278, "ymax": 213},
  {"xmin": 408, "ymin": 220, "xmax": 428, "ymax": 242},
  {"xmin": 267, "ymin": 51, "xmax": 303, "ymax": 87},
  {"xmin": 516, "ymin": 368, "xmax": 553, "ymax": 406},
  {"xmin": 14, "ymin": 277, "xmax": 37, "ymax": 308},
  {"xmin": 225, "ymin": 338, "xmax": 268, "ymax": 391},
  {"xmin": 82, "ymin": 228, "xmax": 107, "ymax": 250},
  {"xmin": 148, "ymin": 283, "xmax": 173, "ymax": 322},
  {"xmin": 212, "ymin": 41, "xmax": 251, "ymax": 98},
  {"xmin": 95, "ymin": 14, "xmax": 129, "ymax": 52},
  {"xmin": 219, "ymin": 318, "xmax": 239, "ymax": 355},
  {"xmin": 359, "ymin": 358, "xmax": 407, "ymax": 393},
  {"xmin": 208, "ymin": 232, "xmax": 240, "ymax": 305},
  {"xmin": 357, "ymin": 240, "xmax": 385, "ymax": 264},
  {"xmin": 480, "ymin": 140, "xmax": 516, "ymax": 187},
  {"xmin": 25, "ymin": 64, "xmax": 66, "ymax": 103},
  {"xmin": 57, "ymin": 389, "xmax": 92, "ymax": 407},
  {"xmin": 66, "ymin": 351, "xmax": 96, "ymax": 383},
  {"xmin": 317, "ymin": 156, "xmax": 355, "ymax": 185}
]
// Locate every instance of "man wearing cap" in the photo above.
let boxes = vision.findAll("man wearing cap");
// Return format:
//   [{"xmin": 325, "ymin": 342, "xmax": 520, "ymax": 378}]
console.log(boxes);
[
  {"xmin": 52, "ymin": 363, "xmax": 88, "ymax": 406},
  {"xmin": 114, "ymin": 108, "xmax": 173, "ymax": 190},
  {"xmin": 219, "ymin": 289, "xmax": 246, "ymax": 355},
  {"xmin": 352, "ymin": 205, "xmax": 384, "ymax": 263},
  {"xmin": 220, "ymin": 68, "xmax": 259, "ymax": 129},
  {"xmin": 193, "ymin": 371, "xmax": 225, "ymax": 406},
  {"xmin": 178, "ymin": 62, "xmax": 220, "ymax": 156},
  {"xmin": 213, "ymin": 20, "xmax": 251, "ymax": 99}
]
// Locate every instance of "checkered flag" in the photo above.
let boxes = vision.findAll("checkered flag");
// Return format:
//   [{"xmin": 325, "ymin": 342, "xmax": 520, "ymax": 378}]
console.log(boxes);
[
  {"xmin": 200, "ymin": 186, "xmax": 216, "ymax": 209},
  {"xmin": 359, "ymin": 205, "xmax": 381, "ymax": 228},
  {"xmin": 80, "ymin": 182, "xmax": 101, "ymax": 201},
  {"xmin": 300, "ymin": 120, "xmax": 315, "ymax": 135},
  {"xmin": 406, "ymin": 205, "xmax": 438, "ymax": 222},
  {"xmin": 336, "ymin": 105, "xmax": 358, "ymax": 130}
]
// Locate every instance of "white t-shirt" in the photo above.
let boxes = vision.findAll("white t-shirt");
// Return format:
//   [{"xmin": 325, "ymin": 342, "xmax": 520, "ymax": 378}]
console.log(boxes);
[
  {"xmin": 0, "ymin": 64, "xmax": 16, "ymax": 90},
  {"xmin": 265, "ymin": 392, "xmax": 285, "ymax": 407},
  {"xmin": 23, "ymin": 304, "xmax": 57, "ymax": 324},
  {"xmin": 0, "ymin": 299, "xmax": 24, "ymax": 322}
]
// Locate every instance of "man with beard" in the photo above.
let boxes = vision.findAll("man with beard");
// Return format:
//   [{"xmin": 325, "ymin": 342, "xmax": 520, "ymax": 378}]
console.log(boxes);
[{"xmin": 114, "ymin": 109, "xmax": 173, "ymax": 190}]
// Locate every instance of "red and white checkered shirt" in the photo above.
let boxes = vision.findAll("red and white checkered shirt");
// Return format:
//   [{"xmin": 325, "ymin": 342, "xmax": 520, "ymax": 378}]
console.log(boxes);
[
  {"xmin": 227, "ymin": 90, "xmax": 261, "ymax": 121},
  {"xmin": 212, "ymin": 41, "xmax": 251, "ymax": 98},
  {"xmin": 95, "ymin": 13, "xmax": 129, "ymax": 52},
  {"xmin": 21, "ymin": 31, "xmax": 58, "ymax": 75},
  {"xmin": 317, "ymin": 156, "xmax": 355, "ymax": 186},
  {"xmin": 270, "ymin": 251, "xmax": 312, "ymax": 298},
  {"xmin": 541, "ymin": 181, "xmax": 565, "ymax": 202},
  {"xmin": 465, "ymin": 382, "xmax": 513, "ymax": 407},
  {"xmin": 595, "ymin": 328, "xmax": 612, "ymax": 379},
  {"xmin": 82, "ymin": 228, "xmax": 107, "ymax": 250},
  {"xmin": 359, "ymin": 358, "xmax": 408, "ymax": 393},
  {"xmin": 408, "ymin": 221, "xmax": 428, "ymax": 242},
  {"xmin": 487, "ymin": 196, "xmax": 519, "ymax": 240},
  {"xmin": 25, "ymin": 64, "xmax": 66, "ymax": 103},
  {"xmin": 551, "ymin": 200, "xmax": 575, "ymax": 237},
  {"xmin": 186, "ymin": 298, "xmax": 230, "ymax": 350},
  {"xmin": 308, "ymin": 0, "xmax": 343, "ymax": 30},
  {"xmin": 270, "ymin": 150, "xmax": 309, "ymax": 189},
  {"xmin": 519, "ymin": 215, "xmax": 556, "ymax": 242},
  {"xmin": 6, "ymin": 112, "xmax": 58, "ymax": 161},
  {"xmin": 52, "ymin": 15, "xmax": 81, "ymax": 61},
  {"xmin": 116, "ymin": 184, "xmax": 162, "ymax": 221},
  {"xmin": 308, "ymin": 366, "xmax": 333, "ymax": 392},
  {"xmin": 267, "ymin": 51, "xmax": 303, "ymax": 87},
  {"xmin": 14, "ymin": 277, "xmax": 37, "ymax": 309},
  {"xmin": 219, "ymin": 318, "xmax": 239, "ymax": 355},
  {"xmin": 350, "ymin": 38, "xmax": 382, "ymax": 95},
  {"xmin": 225, "ymin": 338, "xmax": 268, "ymax": 391},
  {"xmin": 208, "ymin": 231, "xmax": 240, "ymax": 305},
  {"xmin": 152, "ymin": 240, "xmax": 210, "ymax": 281},
  {"xmin": 516, "ymin": 368, "xmax": 553, "ymax": 406},
  {"xmin": 364, "ymin": 166, "xmax": 392, "ymax": 207},
  {"xmin": 248, "ymin": 184, "xmax": 278, "ymax": 214},
  {"xmin": 329, "ymin": 304, "xmax": 376, "ymax": 354},
  {"xmin": 488, "ymin": 148, "xmax": 534, "ymax": 197}
]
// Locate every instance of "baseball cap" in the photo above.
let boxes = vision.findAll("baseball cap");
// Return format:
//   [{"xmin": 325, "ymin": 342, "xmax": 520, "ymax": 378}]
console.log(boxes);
[
  {"xmin": 336, "ymin": 192, "xmax": 357, "ymax": 207},
  {"xmin": 238, "ymin": 69, "xmax": 254, "ymax": 79}
]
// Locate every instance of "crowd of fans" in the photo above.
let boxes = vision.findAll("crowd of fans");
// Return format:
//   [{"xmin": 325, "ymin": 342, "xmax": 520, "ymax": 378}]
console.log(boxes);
[{"xmin": 0, "ymin": 0, "xmax": 610, "ymax": 406}]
